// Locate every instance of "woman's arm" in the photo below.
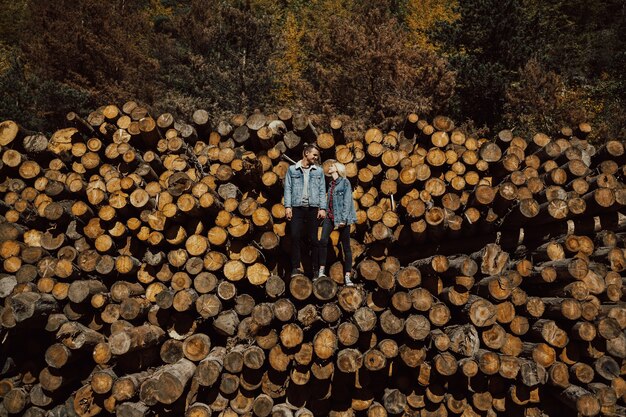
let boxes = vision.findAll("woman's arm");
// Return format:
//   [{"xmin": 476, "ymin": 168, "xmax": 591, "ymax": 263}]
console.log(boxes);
[{"xmin": 341, "ymin": 179, "xmax": 353, "ymax": 223}]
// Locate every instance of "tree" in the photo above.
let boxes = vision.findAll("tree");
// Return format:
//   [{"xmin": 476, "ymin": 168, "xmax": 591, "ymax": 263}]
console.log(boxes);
[
  {"xmin": 268, "ymin": 12, "xmax": 313, "ymax": 106},
  {"xmin": 433, "ymin": 0, "xmax": 533, "ymax": 127},
  {"xmin": 306, "ymin": 7, "xmax": 456, "ymax": 126},
  {"xmin": 153, "ymin": 0, "xmax": 276, "ymax": 118},
  {"xmin": 22, "ymin": 0, "xmax": 159, "ymax": 103},
  {"xmin": 503, "ymin": 58, "xmax": 587, "ymax": 136},
  {"xmin": 508, "ymin": 0, "xmax": 626, "ymax": 139},
  {"xmin": 0, "ymin": 50, "xmax": 94, "ymax": 132},
  {"xmin": 404, "ymin": 0, "xmax": 459, "ymax": 51}
]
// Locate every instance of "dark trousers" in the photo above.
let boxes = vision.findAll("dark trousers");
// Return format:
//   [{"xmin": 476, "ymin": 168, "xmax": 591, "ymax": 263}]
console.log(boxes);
[
  {"xmin": 319, "ymin": 218, "xmax": 352, "ymax": 274},
  {"xmin": 290, "ymin": 207, "xmax": 320, "ymax": 274}
]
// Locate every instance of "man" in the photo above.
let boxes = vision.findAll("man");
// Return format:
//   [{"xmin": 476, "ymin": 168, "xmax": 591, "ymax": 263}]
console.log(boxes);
[{"xmin": 284, "ymin": 144, "xmax": 327, "ymax": 278}]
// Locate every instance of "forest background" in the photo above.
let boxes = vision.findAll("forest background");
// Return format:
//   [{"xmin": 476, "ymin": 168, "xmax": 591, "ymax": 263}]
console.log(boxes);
[{"xmin": 0, "ymin": 0, "xmax": 624, "ymax": 142}]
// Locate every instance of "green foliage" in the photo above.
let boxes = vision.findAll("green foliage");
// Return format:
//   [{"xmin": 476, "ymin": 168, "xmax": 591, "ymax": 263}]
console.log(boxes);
[
  {"xmin": 503, "ymin": 58, "xmax": 584, "ymax": 136},
  {"xmin": 521, "ymin": 0, "xmax": 626, "ymax": 139},
  {"xmin": 0, "ymin": 0, "xmax": 30, "ymax": 46},
  {"xmin": 154, "ymin": 0, "xmax": 276, "ymax": 117},
  {"xmin": 525, "ymin": 0, "xmax": 626, "ymax": 78},
  {"xmin": 433, "ymin": 0, "xmax": 533, "ymax": 128},
  {"xmin": 0, "ymin": 49, "xmax": 93, "ymax": 132}
]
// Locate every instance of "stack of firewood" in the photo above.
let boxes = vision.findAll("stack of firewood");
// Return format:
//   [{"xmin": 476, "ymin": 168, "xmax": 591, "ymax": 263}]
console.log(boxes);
[{"xmin": 0, "ymin": 103, "xmax": 624, "ymax": 417}]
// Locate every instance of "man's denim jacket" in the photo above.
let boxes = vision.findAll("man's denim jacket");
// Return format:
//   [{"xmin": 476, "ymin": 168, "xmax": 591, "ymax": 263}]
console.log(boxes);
[{"xmin": 284, "ymin": 161, "xmax": 327, "ymax": 210}]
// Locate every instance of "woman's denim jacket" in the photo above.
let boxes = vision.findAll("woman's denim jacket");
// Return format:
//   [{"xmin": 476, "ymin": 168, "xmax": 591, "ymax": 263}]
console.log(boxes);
[
  {"xmin": 284, "ymin": 162, "xmax": 327, "ymax": 210},
  {"xmin": 328, "ymin": 177, "xmax": 357, "ymax": 226}
]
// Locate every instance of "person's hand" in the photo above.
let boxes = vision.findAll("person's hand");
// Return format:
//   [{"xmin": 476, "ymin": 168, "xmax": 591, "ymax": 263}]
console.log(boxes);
[
  {"xmin": 318, "ymin": 209, "xmax": 326, "ymax": 219},
  {"xmin": 285, "ymin": 207, "xmax": 292, "ymax": 220}
]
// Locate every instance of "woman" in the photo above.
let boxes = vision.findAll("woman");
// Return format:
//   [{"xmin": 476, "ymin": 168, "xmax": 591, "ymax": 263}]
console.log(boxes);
[{"xmin": 317, "ymin": 160, "xmax": 358, "ymax": 285}]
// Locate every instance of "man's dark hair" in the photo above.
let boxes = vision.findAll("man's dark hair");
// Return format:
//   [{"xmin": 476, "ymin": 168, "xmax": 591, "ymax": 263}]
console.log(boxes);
[{"xmin": 302, "ymin": 143, "xmax": 320, "ymax": 155}]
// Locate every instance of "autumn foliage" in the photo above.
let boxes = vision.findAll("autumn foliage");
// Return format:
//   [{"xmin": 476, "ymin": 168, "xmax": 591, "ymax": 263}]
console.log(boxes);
[{"xmin": 0, "ymin": 0, "xmax": 624, "ymax": 139}]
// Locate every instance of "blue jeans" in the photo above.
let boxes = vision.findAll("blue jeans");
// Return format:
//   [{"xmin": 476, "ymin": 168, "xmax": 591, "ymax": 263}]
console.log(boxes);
[
  {"xmin": 319, "ymin": 218, "xmax": 352, "ymax": 273},
  {"xmin": 289, "ymin": 207, "xmax": 320, "ymax": 274}
]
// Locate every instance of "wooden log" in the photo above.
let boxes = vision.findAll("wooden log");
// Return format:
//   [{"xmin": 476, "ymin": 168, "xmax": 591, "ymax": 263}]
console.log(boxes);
[
  {"xmin": 193, "ymin": 346, "xmax": 226, "ymax": 387},
  {"xmin": 112, "ymin": 371, "xmax": 153, "ymax": 401},
  {"xmin": 3, "ymin": 387, "xmax": 29, "ymax": 414},
  {"xmin": 182, "ymin": 333, "xmax": 211, "ymax": 362},
  {"xmin": 44, "ymin": 343, "xmax": 75, "ymax": 369},
  {"xmin": 313, "ymin": 328, "xmax": 337, "ymax": 360},
  {"xmin": 594, "ymin": 355, "xmax": 620, "ymax": 381},
  {"xmin": 382, "ymin": 388, "xmax": 406, "ymax": 415},
  {"xmin": 475, "ymin": 349, "xmax": 500, "ymax": 375},
  {"xmin": 530, "ymin": 319, "xmax": 569, "ymax": 348},
  {"xmin": 116, "ymin": 402, "xmax": 149, "ymax": 417},
  {"xmin": 68, "ymin": 280, "xmax": 107, "ymax": 304},
  {"xmin": 538, "ymin": 297, "xmax": 580, "ymax": 321},
  {"xmin": 557, "ymin": 385, "xmax": 601, "ymax": 416},
  {"xmin": 91, "ymin": 368, "xmax": 117, "ymax": 395},
  {"xmin": 57, "ymin": 321, "xmax": 105, "ymax": 349},
  {"xmin": 336, "ymin": 348, "xmax": 363, "ymax": 373},
  {"xmin": 5, "ymin": 292, "xmax": 59, "ymax": 324},
  {"xmin": 446, "ymin": 324, "xmax": 480, "ymax": 356},
  {"xmin": 463, "ymin": 295, "xmax": 497, "ymax": 327},
  {"xmin": 140, "ymin": 358, "xmax": 196, "ymax": 405},
  {"xmin": 108, "ymin": 324, "xmax": 166, "ymax": 356}
]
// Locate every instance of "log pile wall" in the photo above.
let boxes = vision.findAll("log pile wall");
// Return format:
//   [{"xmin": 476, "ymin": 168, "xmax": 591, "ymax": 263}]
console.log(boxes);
[{"xmin": 0, "ymin": 105, "xmax": 624, "ymax": 417}]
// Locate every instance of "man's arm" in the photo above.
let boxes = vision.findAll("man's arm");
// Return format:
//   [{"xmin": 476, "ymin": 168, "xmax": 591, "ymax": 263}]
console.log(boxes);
[
  {"xmin": 284, "ymin": 168, "xmax": 292, "ymax": 208},
  {"xmin": 316, "ymin": 169, "xmax": 327, "ymax": 219},
  {"xmin": 318, "ymin": 170, "xmax": 327, "ymax": 210},
  {"xmin": 284, "ymin": 168, "xmax": 293, "ymax": 220}
]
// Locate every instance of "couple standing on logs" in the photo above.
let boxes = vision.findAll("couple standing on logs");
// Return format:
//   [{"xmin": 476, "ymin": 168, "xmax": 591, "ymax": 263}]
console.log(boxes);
[{"xmin": 284, "ymin": 143, "xmax": 358, "ymax": 286}]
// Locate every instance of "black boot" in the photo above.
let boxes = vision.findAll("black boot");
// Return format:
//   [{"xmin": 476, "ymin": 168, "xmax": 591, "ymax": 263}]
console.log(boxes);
[{"xmin": 310, "ymin": 265, "xmax": 319, "ymax": 280}]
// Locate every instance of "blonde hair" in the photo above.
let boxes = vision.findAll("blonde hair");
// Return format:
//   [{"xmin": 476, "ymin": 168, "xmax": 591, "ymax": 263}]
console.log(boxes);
[{"xmin": 333, "ymin": 161, "xmax": 347, "ymax": 178}]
